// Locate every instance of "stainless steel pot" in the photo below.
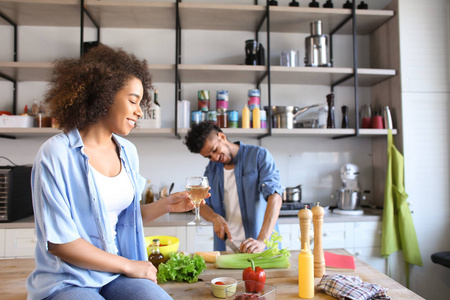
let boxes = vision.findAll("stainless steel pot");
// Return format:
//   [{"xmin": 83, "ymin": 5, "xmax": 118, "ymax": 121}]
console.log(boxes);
[
  {"xmin": 333, "ymin": 189, "xmax": 365, "ymax": 210},
  {"xmin": 283, "ymin": 185, "xmax": 302, "ymax": 202}
]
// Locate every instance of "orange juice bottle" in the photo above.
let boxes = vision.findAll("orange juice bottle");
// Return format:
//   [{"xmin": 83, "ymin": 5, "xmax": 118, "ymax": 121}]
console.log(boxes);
[{"xmin": 298, "ymin": 242, "xmax": 314, "ymax": 298}]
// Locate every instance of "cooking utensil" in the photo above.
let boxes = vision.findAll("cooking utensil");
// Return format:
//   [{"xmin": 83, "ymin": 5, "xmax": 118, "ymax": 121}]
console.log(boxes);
[
  {"xmin": 224, "ymin": 233, "xmax": 240, "ymax": 253},
  {"xmin": 168, "ymin": 182, "xmax": 174, "ymax": 194},
  {"xmin": 283, "ymin": 185, "xmax": 302, "ymax": 202}
]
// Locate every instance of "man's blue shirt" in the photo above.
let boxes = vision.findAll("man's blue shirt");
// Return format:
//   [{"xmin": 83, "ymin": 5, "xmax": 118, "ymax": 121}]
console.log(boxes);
[
  {"xmin": 204, "ymin": 142, "xmax": 283, "ymax": 251},
  {"xmin": 26, "ymin": 129, "xmax": 147, "ymax": 300}
]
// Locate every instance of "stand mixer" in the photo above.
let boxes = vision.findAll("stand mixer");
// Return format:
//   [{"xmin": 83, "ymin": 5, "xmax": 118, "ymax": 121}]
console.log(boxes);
[{"xmin": 332, "ymin": 164, "xmax": 365, "ymax": 215}]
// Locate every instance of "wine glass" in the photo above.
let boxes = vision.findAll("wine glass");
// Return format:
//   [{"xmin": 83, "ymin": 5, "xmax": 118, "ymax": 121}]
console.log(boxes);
[{"xmin": 185, "ymin": 176, "xmax": 209, "ymax": 226}]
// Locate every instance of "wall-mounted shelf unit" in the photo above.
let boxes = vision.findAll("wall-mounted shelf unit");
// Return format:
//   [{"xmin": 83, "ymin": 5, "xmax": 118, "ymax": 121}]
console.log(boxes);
[{"xmin": 0, "ymin": 0, "xmax": 397, "ymax": 139}]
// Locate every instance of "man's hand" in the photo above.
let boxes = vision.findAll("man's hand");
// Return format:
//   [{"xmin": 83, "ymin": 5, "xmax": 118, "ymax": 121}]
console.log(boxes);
[
  {"xmin": 212, "ymin": 214, "xmax": 231, "ymax": 241},
  {"xmin": 240, "ymin": 238, "xmax": 266, "ymax": 253}
]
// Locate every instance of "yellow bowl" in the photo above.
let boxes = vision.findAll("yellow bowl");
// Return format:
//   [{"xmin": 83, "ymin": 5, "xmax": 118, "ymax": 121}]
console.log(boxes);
[
  {"xmin": 145, "ymin": 235, "xmax": 180, "ymax": 263},
  {"xmin": 211, "ymin": 277, "xmax": 238, "ymax": 299}
]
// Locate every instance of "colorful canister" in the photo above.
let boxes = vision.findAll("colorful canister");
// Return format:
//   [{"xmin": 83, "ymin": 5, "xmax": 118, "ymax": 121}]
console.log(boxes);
[
  {"xmin": 260, "ymin": 109, "xmax": 267, "ymax": 128},
  {"xmin": 228, "ymin": 110, "xmax": 239, "ymax": 128},
  {"xmin": 216, "ymin": 90, "xmax": 229, "ymax": 110},
  {"xmin": 248, "ymin": 89, "xmax": 260, "ymax": 111},
  {"xmin": 198, "ymin": 90, "xmax": 210, "ymax": 111},
  {"xmin": 207, "ymin": 110, "xmax": 217, "ymax": 124},
  {"xmin": 191, "ymin": 110, "xmax": 202, "ymax": 127}
]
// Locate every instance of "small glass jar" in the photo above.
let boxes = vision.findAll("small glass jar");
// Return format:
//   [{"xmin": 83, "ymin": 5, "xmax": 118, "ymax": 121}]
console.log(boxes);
[{"xmin": 216, "ymin": 109, "xmax": 228, "ymax": 128}]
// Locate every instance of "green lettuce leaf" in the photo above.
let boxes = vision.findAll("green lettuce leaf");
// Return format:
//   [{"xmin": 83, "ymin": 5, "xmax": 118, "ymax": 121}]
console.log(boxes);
[{"xmin": 156, "ymin": 252, "xmax": 207, "ymax": 283}]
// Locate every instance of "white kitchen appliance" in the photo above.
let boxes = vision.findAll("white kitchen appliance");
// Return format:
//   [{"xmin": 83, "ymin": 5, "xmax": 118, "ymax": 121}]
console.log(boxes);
[{"xmin": 332, "ymin": 164, "xmax": 365, "ymax": 215}]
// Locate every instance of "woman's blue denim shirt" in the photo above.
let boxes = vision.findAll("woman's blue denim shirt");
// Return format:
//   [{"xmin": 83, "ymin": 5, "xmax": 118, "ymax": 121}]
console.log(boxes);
[{"xmin": 26, "ymin": 129, "xmax": 147, "ymax": 300}]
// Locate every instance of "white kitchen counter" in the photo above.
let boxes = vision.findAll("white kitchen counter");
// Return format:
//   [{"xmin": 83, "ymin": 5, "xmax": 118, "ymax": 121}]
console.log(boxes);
[{"xmin": 0, "ymin": 208, "xmax": 382, "ymax": 229}]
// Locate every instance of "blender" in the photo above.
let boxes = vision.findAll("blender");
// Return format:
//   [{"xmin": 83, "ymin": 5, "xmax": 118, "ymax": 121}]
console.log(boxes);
[{"xmin": 332, "ymin": 164, "xmax": 365, "ymax": 215}]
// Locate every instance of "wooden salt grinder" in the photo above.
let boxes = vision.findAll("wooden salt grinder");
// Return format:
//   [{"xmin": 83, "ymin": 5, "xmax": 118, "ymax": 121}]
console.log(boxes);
[
  {"xmin": 311, "ymin": 203, "xmax": 325, "ymax": 278},
  {"xmin": 298, "ymin": 205, "xmax": 312, "ymax": 251}
]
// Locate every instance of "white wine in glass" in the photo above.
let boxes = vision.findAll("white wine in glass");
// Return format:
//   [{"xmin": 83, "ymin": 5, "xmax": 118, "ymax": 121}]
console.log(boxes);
[{"xmin": 186, "ymin": 176, "xmax": 209, "ymax": 226}]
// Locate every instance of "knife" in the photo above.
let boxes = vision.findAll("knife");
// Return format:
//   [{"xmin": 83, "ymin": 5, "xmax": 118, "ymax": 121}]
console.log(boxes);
[{"xmin": 224, "ymin": 233, "xmax": 240, "ymax": 253}]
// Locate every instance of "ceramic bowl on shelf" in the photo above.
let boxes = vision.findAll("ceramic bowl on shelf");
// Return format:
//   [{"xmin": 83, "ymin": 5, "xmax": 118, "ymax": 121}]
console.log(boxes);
[
  {"xmin": 211, "ymin": 277, "xmax": 238, "ymax": 298},
  {"xmin": 145, "ymin": 235, "xmax": 179, "ymax": 262},
  {"xmin": 225, "ymin": 280, "xmax": 276, "ymax": 300}
]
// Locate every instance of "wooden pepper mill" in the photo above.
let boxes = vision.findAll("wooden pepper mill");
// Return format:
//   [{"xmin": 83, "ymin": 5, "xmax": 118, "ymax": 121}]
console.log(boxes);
[
  {"xmin": 311, "ymin": 203, "xmax": 325, "ymax": 278},
  {"xmin": 298, "ymin": 205, "xmax": 312, "ymax": 252}
]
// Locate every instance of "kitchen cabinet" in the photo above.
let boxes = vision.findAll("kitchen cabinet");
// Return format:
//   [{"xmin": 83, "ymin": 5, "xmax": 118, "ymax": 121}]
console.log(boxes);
[
  {"xmin": 280, "ymin": 220, "xmax": 385, "ymax": 273},
  {"xmin": 0, "ymin": 229, "xmax": 5, "ymax": 257},
  {"xmin": 186, "ymin": 225, "xmax": 214, "ymax": 253},
  {"xmin": 0, "ymin": 0, "xmax": 398, "ymax": 140},
  {"xmin": 4, "ymin": 228, "xmax": 36, "ymax": 258}
]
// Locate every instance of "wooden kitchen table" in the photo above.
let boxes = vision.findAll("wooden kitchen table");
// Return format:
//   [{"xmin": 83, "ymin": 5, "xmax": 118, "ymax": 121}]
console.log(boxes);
[{"xmin": 0, "ymin": 250, "xmax": 423, "ymax": 300}]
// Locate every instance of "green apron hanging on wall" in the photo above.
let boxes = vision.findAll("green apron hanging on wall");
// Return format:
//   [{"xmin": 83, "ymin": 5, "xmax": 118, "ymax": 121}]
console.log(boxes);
[{"xmin": 381, "ymin": 129, "xmax": 422, "ymax": 285}]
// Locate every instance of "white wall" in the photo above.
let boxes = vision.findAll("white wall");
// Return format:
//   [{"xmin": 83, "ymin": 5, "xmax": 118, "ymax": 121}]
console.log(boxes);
[{"xmin": 397, "ymin": 0, "xmax": 450, "ymax": 299}]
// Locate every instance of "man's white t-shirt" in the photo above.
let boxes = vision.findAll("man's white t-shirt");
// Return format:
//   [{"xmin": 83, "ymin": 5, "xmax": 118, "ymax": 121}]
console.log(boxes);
[{"xmin": 223, "ymin": 167, "xmax": 245, "ymax": 250}]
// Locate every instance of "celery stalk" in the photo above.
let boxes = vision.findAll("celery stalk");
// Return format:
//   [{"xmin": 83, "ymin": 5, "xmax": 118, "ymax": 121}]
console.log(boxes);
[{"xmin": 214, "ymin": 231, "xmax": 291, "ymax": 269}]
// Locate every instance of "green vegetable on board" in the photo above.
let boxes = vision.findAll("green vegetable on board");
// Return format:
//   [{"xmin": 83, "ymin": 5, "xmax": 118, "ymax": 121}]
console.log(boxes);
[
  {"xmin": 214, "ymin": 231, "xmax": 291, "ymax": 269},
  {"xmin": 156, "ymin": 252, "xmax": 207, "ymax": 283}
]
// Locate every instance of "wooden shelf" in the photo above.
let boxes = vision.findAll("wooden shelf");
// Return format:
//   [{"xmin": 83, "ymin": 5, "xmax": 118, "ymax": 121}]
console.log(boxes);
[
  {"xmin": 177, "ymin": 64, "xmax": 395, "ymax": 86},
  {"xmin": 270, "ymin": 66, "xmax": 396, "ymax": 86},
  {"xmin": 0, "ymin": 0, "xmax": 80, "ymax": 27},
  {"xmin": 178, "ymin": 64, "xmax": 267, "ymax": 84},
  {"xmin": 178, "ymin": 3, "xmax": 266, "ymax": 32},
  {"xmin": 0, "ymin": 62, "xmax": 174, "ymax": 83},
  {"xmin": 0, "ymin": 1, "xmax": 394, "ymax": 35},
  {"xmin": 0, "ymin": 127, "xmax": 397, "ymax": 139},
  {"xmin": 267, "ymin": 7, "xmax": 394, "ymax": 34},
  {"xmin": 85, "ymin": 1, "xmax": 175, "ymax": 29}
]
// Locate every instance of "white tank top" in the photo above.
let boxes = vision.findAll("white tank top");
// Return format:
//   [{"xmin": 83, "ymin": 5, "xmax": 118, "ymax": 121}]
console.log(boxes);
[
  {"xmin": 223, "ymin": 168, "xmax": 245, "ymax": 250},
  {"xmin": 91, "ymin": 163, "xmax": 134, "ymax": 254}
]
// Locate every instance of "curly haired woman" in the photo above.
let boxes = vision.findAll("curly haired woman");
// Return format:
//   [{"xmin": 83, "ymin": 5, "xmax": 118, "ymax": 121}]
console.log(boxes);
[{"xmin": 26, "ymin": 45, "xmax": 207, "ymax": 300}]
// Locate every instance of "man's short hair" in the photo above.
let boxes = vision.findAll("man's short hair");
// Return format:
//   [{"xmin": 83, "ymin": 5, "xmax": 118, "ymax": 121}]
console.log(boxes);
[{"xmin": 184, "ymin": 121, "xmax": 223, "ymax": 153}]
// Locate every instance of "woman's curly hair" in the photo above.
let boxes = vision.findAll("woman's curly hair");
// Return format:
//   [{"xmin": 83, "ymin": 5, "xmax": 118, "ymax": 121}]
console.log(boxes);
[
  {"xmin": 44, "ymin": 44, "xmax": 153, "ymax": 132},
  {"xmin": 184, "ymin": 121, "xmax": 223, "ymax": 153}
]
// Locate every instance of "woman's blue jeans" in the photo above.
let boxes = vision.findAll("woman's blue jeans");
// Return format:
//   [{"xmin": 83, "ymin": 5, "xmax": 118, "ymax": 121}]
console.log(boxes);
[{"xmin": 45, "ymin": 275, "xmax": 173, "ymax": 300}]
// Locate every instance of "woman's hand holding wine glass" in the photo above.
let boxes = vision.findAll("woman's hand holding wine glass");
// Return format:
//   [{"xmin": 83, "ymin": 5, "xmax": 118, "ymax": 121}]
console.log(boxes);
[{"xmin": 185, "ymin": 176, "xmax": 210, "ymax": 226}]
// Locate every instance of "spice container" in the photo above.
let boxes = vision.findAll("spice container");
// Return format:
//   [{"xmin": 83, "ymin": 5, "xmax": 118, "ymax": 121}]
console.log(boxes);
[
  {"xmin": 260, "ymin": 110, "xmax": 267, "ymax": 128},
  {"xmin": 191, "ymin": 111, "xmax": 202, "ymax": 127},
  {"xmin": 207, "ymin": 110, "xmax": 217, "ymax": 125},
  {"xmin": 228, "ymin": 110, "xmax": 238, "ymax": 128},
  {"xmin": 198, "ymin": 90, "xmax": 210, "ymax": 111},
  {"xmin": 216, "ymin": 90, "xmax": 229, "ymax": 110},
  {"xmin": 217, "ymin": 109, "xmax": 228, "ymax": 128},
  {"xmin": 248, "ymin": 89, "xmax": 260, "ymax": 111}
]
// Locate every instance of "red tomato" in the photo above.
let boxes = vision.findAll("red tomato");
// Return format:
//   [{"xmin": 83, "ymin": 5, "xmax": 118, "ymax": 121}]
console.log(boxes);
[{"xmin": 215, "ymin": 281, "xmax": 225, "ymax": 285}]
